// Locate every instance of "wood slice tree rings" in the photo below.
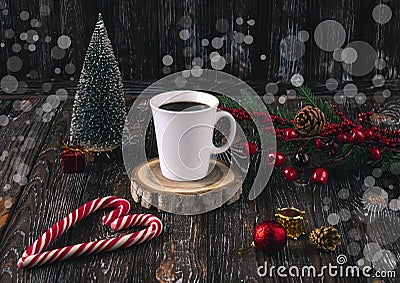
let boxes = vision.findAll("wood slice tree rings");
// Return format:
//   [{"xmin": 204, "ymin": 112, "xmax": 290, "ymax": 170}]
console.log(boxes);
[{"xmin": 130, "ymin": 158, "xmax": 242, "ymax": 213}]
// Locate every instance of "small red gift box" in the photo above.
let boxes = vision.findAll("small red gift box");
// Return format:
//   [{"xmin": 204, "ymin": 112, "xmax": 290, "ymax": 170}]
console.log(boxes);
[{"xmin": 61, "ymin": 146, "xmax": 87, "ymax": 173}]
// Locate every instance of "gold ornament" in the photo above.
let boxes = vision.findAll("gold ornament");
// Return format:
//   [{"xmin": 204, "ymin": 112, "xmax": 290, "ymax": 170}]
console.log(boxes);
[
  {"xmin": 309, "ymin": 226, "xmax": 341, "ymax": 252},
  {"xmin": 369, "ymin": 98, "xmax": 400, "ymax": 128},
  {"xmin": 275, "ymin": 207, "xmax": 306, "ymax": 240},
  {"xmin": 293, "ymin": 105, "xmax": 326, "ymax": 136},
  {"xmin": 369, "ymin": 113, "xmax": 390, "ymax": 124}
]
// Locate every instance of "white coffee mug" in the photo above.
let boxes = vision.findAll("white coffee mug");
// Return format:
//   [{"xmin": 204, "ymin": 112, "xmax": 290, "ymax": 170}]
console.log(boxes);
[{"xmin": 150, "ymin": 90, "xmax": 237, "ymax": 181}]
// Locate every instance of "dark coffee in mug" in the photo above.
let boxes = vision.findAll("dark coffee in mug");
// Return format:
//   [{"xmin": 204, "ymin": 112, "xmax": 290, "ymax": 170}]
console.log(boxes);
[{"xmin": 159, "ymin": 101, "xmax": 210, "ymax": 112}]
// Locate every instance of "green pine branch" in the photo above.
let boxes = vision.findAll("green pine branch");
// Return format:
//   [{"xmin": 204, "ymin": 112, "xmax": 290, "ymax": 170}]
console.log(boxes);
[
  {"xmin": 218, "ymin": 89, "xmax": 265, "ymax": 112},
  {"xmin": 247, "ymin": 134, "xmax": 261, "ymax": 144},
  {"xmin": 240, "ymin": 89, "xmax": 264, "ymax": 112},
  {"xmin": 334, "ymin": 145, "xmax": 366, "ymax": 169},
  {"xmin": 297, "ymin": 86, "xmax": 340, "ymax": 123},
  {"xmin": 267, "ymin": 105, "xmax": 295, "ymax": 121},
  {"xmin": 217, "ymin": 95, "xmax": 240, "ymax": 108},
  {"xmin": 368, "ymin": 152, "xmax": 400, "ymax": 173},
  {"xmin": 296, "ymin": 85, "xmax": 318, "ymax": 108}
]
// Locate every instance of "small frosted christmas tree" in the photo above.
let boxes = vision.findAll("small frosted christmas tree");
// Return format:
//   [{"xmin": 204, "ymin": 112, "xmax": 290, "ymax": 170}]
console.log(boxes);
[{"xmin": 70, "ymin": 13, "xmax": 126, "ymax": 152}]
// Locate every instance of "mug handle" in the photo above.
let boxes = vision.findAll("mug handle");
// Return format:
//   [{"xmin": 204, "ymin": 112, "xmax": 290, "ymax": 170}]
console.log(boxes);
[{"xmin": 212, "ymin": 110, "xmax": 237, "ymax": 154}]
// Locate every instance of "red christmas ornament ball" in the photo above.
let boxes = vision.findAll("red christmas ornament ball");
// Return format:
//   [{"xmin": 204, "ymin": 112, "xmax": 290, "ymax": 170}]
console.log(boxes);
[
  {"xmin": 283, "ymin": 166, "xmax": 298, "ymax": 181},
  {"xmin": 315, "ymin": 138, "xmax": 323, "ymax": 149},
  {"xmin": 349, "ymin": 128, "xmax": 365, "ymax": 144},
  {"xmin": 242, "ymin": 142, "xmax": 257, "ymax": 156},
  {"xmin": 368, "ymin": 147, "xmax": 381, "ymax": 160},
  {"xmin": 284, "ymin": 128, "xmax": 297, "ymax": 140},
  {"xmin": 253, "ymin": 221, "xmax": 287, "ymax": 254},
  {"xmin": 311, "ymin": 168, "xmax": 329, "ymax": 185},
  {"xmin": 266, "ymin": 152, "xmax": 286, "ymax": 167}
]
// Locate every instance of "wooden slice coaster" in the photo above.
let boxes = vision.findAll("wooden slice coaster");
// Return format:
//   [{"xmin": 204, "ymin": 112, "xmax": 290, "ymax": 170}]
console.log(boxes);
[{"xmin": 131, "ymin": 158, "xmax": 242, "ymax": 209}]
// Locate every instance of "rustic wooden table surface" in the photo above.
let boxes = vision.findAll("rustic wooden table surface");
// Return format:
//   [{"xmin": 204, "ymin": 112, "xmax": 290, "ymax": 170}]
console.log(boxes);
[{"xmin": 0, "ymin": 88, "xmax": 399, "ymax": 282}]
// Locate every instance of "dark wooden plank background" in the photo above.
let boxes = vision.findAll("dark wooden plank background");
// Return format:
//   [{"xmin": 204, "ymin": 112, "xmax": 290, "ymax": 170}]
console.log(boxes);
[
  {"xmin": 0, "ymin": 0, "xmax": 400, "ymax": 84},
  {"xmin": 0, "ymin": 90, "xmax": 399, "ymax": 282},
  {"xmin": 1, "ymin": 0, "xmax": 400, "ymax": 282}
]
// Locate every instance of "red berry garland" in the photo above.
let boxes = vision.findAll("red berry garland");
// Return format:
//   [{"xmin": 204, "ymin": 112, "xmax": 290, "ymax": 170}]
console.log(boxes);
[
  {"xmin": 284, "ymin": 128, "xmax": 297, "ymax": 140},
  {"xmin": 267, "ymin": 152, "xmax": 286, "ymax": 167},
  {"xmin": 311, "ymin": 168, "xmax": 329, "ymax": 185},
  {"xmin": 349, "ymin": 128, "xmax": 365, "ymax": 144},
  {"xmin": 219, "ymin": 106, "xmax": 399, "ymax": 149},
  {"xmin": 242, "ymin": 142, "xmax": 257, "ymax": 156},
  {"xmin": 219, "ymin": 85, "xmax": 400, "ymax": 184},
  {"xmin": 337, "ymin": 133, "xmax": 349, "ymax": 143},
  {"xmin": 283, "ymin": 166, "xmax": 298, "ymax": 181},
  {"xmin": 364, "ymin": 129, "xmax": 374, "ymax": 141},
  {"xmin": 368, "ymin": 147, "xmax": 381, "ymax": 160},
  {"xmin": 315, "ymin": 138, "xmax": 323, "ymax": 149}
]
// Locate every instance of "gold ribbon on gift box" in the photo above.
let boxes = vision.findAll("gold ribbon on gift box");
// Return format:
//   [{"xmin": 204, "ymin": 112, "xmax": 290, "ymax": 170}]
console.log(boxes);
[{"xmin": 61, "ymin": 142, "xmax": 88, "ymax": 154}]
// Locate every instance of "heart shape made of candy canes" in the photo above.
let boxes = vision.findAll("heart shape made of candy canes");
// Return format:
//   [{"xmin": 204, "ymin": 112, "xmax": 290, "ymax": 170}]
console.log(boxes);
[{"xmin": 17, "ymin": 196, "xmax": 163, "ymax": 269}]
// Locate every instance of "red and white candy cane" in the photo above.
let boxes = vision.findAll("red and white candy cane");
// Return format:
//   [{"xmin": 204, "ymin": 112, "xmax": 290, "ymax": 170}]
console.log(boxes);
[{"xmin": 17, "ymin": 196, "xmax": 163, "ymax": 269}]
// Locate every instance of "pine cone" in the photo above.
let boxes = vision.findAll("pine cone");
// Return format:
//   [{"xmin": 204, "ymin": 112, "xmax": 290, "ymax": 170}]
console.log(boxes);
[
  {"xmin": 309, "ymin": 226, "xmax": 341, "ymax": 252},
  {"xmin": 293, "ymin": 106, "xmax": 326, "ymax": 136}
]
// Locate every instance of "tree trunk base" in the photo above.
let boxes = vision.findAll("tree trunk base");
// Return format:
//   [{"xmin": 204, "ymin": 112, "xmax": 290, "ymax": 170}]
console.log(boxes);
[{"xmin": 130, "ymin": 158, "xmax": 242, "ymax": 211}]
